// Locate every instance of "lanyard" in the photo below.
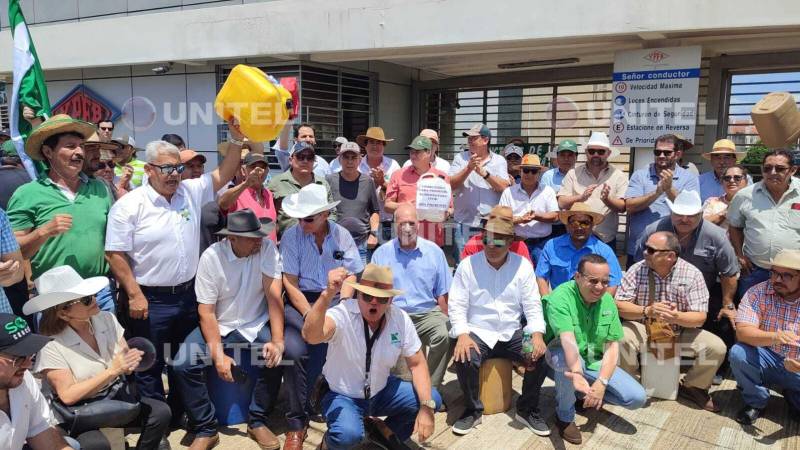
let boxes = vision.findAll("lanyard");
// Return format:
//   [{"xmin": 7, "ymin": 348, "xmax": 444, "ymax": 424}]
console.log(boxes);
[{"xmin": 362, "ymin": 316, "xmax": 386, "ymax": 399}]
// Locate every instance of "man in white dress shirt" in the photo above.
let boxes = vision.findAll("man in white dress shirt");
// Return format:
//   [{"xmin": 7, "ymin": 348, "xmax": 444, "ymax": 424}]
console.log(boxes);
[{"xmin": 449, "ymin": 208, "xmax": 547, "ymax": 436}]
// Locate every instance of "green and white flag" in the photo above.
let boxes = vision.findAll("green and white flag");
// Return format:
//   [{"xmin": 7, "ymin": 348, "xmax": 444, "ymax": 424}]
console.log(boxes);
[{"xmin": 8, "ymin": 0, "xmax": 51, "ymax": 179}]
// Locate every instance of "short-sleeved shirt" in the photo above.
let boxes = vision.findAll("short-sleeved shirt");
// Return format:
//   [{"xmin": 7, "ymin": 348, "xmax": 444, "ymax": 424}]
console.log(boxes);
[
  {"xmin": 624, "ymin": 164, "xmax": 699, "ymax": 255},
  {"xmin": 499, "ymin": 183, "xmax": 559, "ymax": 238},
  {"xmin": 326, "ymin": 172, "xmax": 380, "ymax": 243},
  {"xmin": 736, "ymin": 280, "xmax": 800, "ymax": 360},
  {"xmin": 385, "ymin": 165, "xmax": 451, "ymax": 245},
  {"xmin": 698, "ymin": 170, "xmax": 753, "ymax": 202},
  {"xmin": 540, "ymin": 167, "xmax": 569, "ymax": 193},
  {"xmin": 449, "ymin": 151, "xmax": 510, "ymax": 226},
  {"xmin": 616, "ymin": 259, "xmax": 709, "ymax": 330},
  {"xmin": 360, "ymin": 156, "xmax": 401, "ymax": 222},
  {"xmin": 1, "ymin": 371, "xmax": 54, "ymax": 449},
  {"xmin": 0, "ymin": 210, "xmax": 19, "ymax": 314},
  {"xmin": 633, "ymin": 217, "xmax": 739, "ymax": 287},
  {"xmin": 8, "ymin": 174, "xmax": 112, "ymax": 279},
  {"xmin": 559, "ymin": 164, "xmax": 629, "ymax": 243},
  {"xmin": 535, "ymin": 234, "xmax": 622, "ymax": 290},
  {"xmin": 224, "ymin": 186, "xmax": 278, "ymax": 242},
  {"xmin": 104, "ymin": 174, "xmax": 214, "ymax": 286},
  {"xmin": 323, "ymin": 300, "xmax": 421, "ymax": 399},
  {"xmin": 280, "ymin": 220, "xmax": 364, "ymax": 292},
  {"xmin": 545, "ymin": 280, "xmax": 624, "ymax": 371},
  {"xmin": 370, "ymin": 238, "xmax": 452, "ymax": 314},
  {"xmin": 35, "ymin": 311, "xmax": 125, "ymax": 391},
  {"xmin": 727, "ymin": 178, "xmax": 800, "ymax": 266},
  {"xmin": 195, "ymin": 239, "xmax": 282, "ymax": 342},
  {"xmin": 114, "ymin": 158, "xmax": 147, "ymax": 188},
  {"xmin": 267, "ymin": 170, "xmax": 334, "ymax": 236}
]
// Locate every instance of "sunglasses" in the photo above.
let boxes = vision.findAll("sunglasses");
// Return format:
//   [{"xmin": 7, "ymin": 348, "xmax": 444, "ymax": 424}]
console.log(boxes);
[
  {"xmin": 293, "ymin": 153, "xmax": 315, "ymax": 162},
  {"xmin": 149, "ymin": 163, "xmax": 185, "ymax": 175},
  {"xmin": 302, "ymin": 214, "xmax": 320, "ymax": 223},
  {"xmin": 722, "ymin": 175, "xmax": 744, "ymax": 182},
  {"xmin": 97, "ymin": 161, "xmax": 116, "ymax": 170},
  {"xmin": 762, "ymin": 165, "xmax": 790, "ymax": 174},
  {"xmin": 521, "ymin": 167, "xmax": 540, "ymax": 175},
  {"xmin": 99, "ymin": 126, "xmax": 114, "ymax": 131},
  {"xmin": 587, "ymin": 148, "xmax": 606, "ymax": 156},
  {"xmin": 65, "ymin": 296, "xmax": 94, "ymax": 308},
  {"xmin": 644, "ymin": 245, "xmax": 672, "ymax": 255},
  {"xmin": 653, "ymin": 149, "xmax": 674, "ymax": 157},
  {"xmin": 567, "ymin": 219, "xmax": 592, "ymax": 228},
  {"xmin": 482, "ymin": 235, "xmax": 509, "ymax": 247},
  {"xmin": 360, "ymin": 293, "xmax": 391, "ymax": 305}
]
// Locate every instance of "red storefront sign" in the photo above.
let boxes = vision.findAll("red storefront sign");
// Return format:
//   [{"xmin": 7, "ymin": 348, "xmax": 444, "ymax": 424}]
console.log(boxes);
[{"xmin": 52, "ymin": 85, "xmax": 120, "ymax": 124}]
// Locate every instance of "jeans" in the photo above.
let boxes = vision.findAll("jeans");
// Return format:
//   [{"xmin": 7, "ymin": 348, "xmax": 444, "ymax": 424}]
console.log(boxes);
[
  {"xmin": 453, "ymin": 223, "xmax": 481, "ymax": 264},
  {"xmin": 548, "ymin": 346, "xmax": 646, "ymax": 423},
  {"xmin": 95, "ymin": 283, "xmax": 115, "ymax": 315},
  {"xmin": 322, "ymin": 376, "xmax": 442, "ymax": 449},
  {"xmin": 172, "ymin": 326, "xmax": 283, "ymax": 436},
  {"xmin": 454, "ymin": 330, "xmax": 547, "ymax": 415},
  {"xmin": 736, "ymin": 266, "xmax": 770, "ymax": 302},
  {"xmin": 127, "ymin": 288, "xmax": 198, "ymax": 418},
  {"xmin": 728, "ymin": 343, "xmax": 800, "ymax": 410},
  {"xmin": 357, "ymin": 240, "xmax": 368, "ymax": 266}
]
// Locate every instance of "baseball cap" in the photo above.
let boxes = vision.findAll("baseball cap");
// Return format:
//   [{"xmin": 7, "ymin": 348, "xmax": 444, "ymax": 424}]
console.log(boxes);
[
  {"xmin": 289, "ymin": 141, "xmax": 315, "ymax": 156},
  {"xmin": 0, "ymin": 314, "xmax": 51, "ymax": 357},
  {"xmin": 112, "ymin": 135, "xmax": 137, "ymax": 148},
  {"xmin": 556, "ymin": 139, "xmax": 578, "ymax": 153},
  {"xmin": 462, "ymin": 123, "xmax": 492, "ymax": 139},
  {"xmin": 180, "ymin": 149, "xmax": 207, "ymax": 164},
  {"xmin": 339, "ymin": 142, "xmax": 361, "ymax": 154},
  {"xmin": 419, "ymin": 129, "xmax": 440, "ymax": 144},
  {"xmin": 503, "ymin": 144, "xmax": 523, "ymax": 158},
  {"xmin": 1, "ymin": 140, "xmax": 17, "ymax": 157},
  {"xmin": 243, "ymin": 153, "xmax": 267, "ymax": 166},
  {"xmin": 334, "ymin": 137, "xmax": 348, "ymax": 146},
  {"xmin": 405, "ymin": 135, "xmax": 433, "ymax": 151}
]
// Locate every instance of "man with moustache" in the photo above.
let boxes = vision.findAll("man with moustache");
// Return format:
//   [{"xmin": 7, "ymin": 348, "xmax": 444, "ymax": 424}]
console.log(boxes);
[
  {"xmin": 698, "ymin": 139, "xmax": 751, "ymax": 202},
  {"xmin": 273, "ymin": 123, "xmax": 331, "ymax": 177}
]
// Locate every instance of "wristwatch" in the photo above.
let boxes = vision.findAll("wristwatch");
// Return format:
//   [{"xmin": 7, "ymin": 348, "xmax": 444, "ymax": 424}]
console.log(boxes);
[
  {"xmin": 482, "ymin": 170, "xmax": 491, "ymax": 180},
  {"xmin": 420, "ymin": 399, "xmax": 437, "ymax": 410},
  {"xmin": 598, "ymin": 376, "xmax": 609, "ymax": 386}
]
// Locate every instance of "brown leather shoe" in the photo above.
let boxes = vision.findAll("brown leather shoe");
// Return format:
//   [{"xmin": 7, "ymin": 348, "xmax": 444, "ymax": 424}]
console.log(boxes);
[
  {"xmin": 188, "ymin": 434, "xmax": 219, "ymax": 450},
  {"xmin": 679, "ymin": 385, "xmax": 720, "ymax": 412},
  {"xmin": 283, "ymin": 429, "xmax": 307, "ymax": 450},
  {"xmin": 556, "ymin": 419, "xmax": 582, "ymax": 445},
  {"xmin": 247, "ymin": 425, "xmax": 281, "ymax": 450}
]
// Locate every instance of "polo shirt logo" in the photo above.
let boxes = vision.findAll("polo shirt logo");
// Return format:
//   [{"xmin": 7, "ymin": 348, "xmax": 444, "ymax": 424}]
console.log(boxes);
[
  {"xmin": 602, "ymin": 310, "xmax": 611, "ymax": 316},
  {"xmin": 180, "ymin": 208, "xmax": 191, "ymax": 221},
  {"xmin": 390, "ymin": 333, "xmax": 401, "ymax": 346}
]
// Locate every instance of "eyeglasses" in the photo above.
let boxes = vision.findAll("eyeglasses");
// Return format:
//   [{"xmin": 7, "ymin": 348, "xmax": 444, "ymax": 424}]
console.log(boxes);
[
  {"xmin": 97, "ymin": 161, "xmax": 116, "ymax": 170},
  {"xmin": 0, "ymin": 354, "xmax": 33, "ymax": 368},
  {"xmin": 762, "ymin": 165, "xmax": 790, "ymax": 174},
  {"xmin": 65, "ymin": 296, "xmax": 94, "ymax": 308},
  {"xmin": 722, "ymin": 175, "xmax": 744, "ymax": 182},
  {"xmin": 482, "ymin": 235, "xmax": 509, "ymax": 248},
  {"xmin": 360, "ymin": 293, "xmax": 391, "ymax": 305},
  {"xmin": 567, "ymin": 219, "xmax": 592, "ymax": 228},
  {"xmin": 149, "ymin": 163, "xmax": 185, "ymax": 175},
  {"xmin": 580, "ymin": 273, "xmax": 610, "ymax": 287},
  {"xmin": 653, "ymin": 149, "xmax": 674, "ymax": 157},
  {"xmin": 587, "ymin": 148, "xmax": 606, "ymax": 156},
  {"xmin": 293, "ymin": 153, "xmax": 315, "ymax": 162},
  {"xmin": 302, "ymin": 214, "xmax": 320, "ymax": 223},
  {"xmin": 521, "ymin": 167, "xmax": 540, "ymax": 175},
  {"xmin": 770, "ymin": 269, "xmax": 797, "ymax": 282},
  {"xmin": 644, "ymin": 245, "xmax": 672, "ymax": 255}
]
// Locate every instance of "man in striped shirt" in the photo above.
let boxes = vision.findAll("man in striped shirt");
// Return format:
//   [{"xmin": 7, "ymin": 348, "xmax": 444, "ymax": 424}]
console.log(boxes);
[{"xmin": 730, "ymin": 249, "xmax": 800, "ymax": 425}]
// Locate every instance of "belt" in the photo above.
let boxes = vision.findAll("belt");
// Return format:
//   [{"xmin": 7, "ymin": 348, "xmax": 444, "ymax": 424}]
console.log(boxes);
[{"xmin": 140, "ymin": 279, "xmax": 195, "ymax": 295}]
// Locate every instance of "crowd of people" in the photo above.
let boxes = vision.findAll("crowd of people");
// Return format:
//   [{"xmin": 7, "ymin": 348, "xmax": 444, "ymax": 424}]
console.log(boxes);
[{"xmin": 0, "ymin": 112, "xmax": 798, "ymax": 450}]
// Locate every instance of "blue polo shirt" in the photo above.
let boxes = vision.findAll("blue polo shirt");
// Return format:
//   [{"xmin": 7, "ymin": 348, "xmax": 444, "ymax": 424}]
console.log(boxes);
[
  {"xmin": 624, "ymin": 164, "xmax": 699, "ymax": 255},
  {"xmin": 698, "ymin": 170, "xmax": 753, "ymax": 202},
  {"xmin": 540, "ymin": 167, "xmax": 569, "ymax": 192},
  {"xmin": 535, "ymin": 234, "xmax": 622, "ymax": 290},
  {"xmin": 370, "ymin": 237, "xmax": 452, "ymax": 314}
]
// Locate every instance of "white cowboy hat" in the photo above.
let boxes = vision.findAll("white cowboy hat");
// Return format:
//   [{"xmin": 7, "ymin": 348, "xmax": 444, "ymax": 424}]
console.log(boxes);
[
  {"xmin": 24, "ymin": 266, "xmax": 109, "ymax": 315},
  {"xmin": 666, "ymin": 190, "xmax": 702, "ymax": 216},
  {"xmin": 755, "ymin": 249, "xmax": 800, "ymax": 271},
  {"xmin": 282, "ymin": 184, "xmax": 340, "ymax": 219}
]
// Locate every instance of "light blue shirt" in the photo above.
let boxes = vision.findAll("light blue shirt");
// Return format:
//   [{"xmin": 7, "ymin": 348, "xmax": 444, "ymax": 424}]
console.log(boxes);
[
  {"xmin": 624, "ymin": 164, "xmax": 699, "ymax": 256},
  {"xmin": 540, "ymin": 167, "xmax": 569, "ymax": 192},
  {"xmin": 698, "ymin": 170, "xmax": 753, "ymax": 202},
  {"xmin": 0, "ymin": 210, "xmax": 18, "ymax": 314},
  {"xmin": 370, "ymin": 238, "xmax": 452, "ymax": 314},
  {"xmin": 280, "ymin": 220, "xmax": 364, "ymax": 292},
  {"xmin": 535, "ymin": 234, "xmax": 622, "ymax": 290}
]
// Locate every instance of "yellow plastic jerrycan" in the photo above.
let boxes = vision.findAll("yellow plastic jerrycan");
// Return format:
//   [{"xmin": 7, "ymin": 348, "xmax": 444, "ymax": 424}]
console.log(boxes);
[{"xmin": 215, "ymin": 65, "xmax": 294, "ymax": 142}]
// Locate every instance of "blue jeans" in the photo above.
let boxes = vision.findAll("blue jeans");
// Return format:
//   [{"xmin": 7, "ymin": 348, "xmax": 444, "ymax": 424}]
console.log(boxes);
[
  {"xmin": 453, "ymin": 223, "xmax": 481, "ymax": 263},
  {"xmin": 524, "ymin": 239, "xmax": 547, "ymax": 263},
  {"xmin": 357, "ymin": 240, "xmax": 368, "ymax": 266},
  {"xmin": 548, "ymin": 347, "xmax": 646, "ymax": 423},
  {"xmin": 172, "ymin": 326, "xmax": 283, "ymax": 436},
  {"xmin": 728, "ymin": 343, "xmax": 800, "ymax": 410},
  {"xmin": 322, "ymin": 376, "xmax": 442, "ymax": 449},
  {"xmin": 95, "ymin": 283, "xmax": 115, "ymax": 315},
  {"xmin": 736, "ymin": 267, "xmax": 770, "ymax": 302}
]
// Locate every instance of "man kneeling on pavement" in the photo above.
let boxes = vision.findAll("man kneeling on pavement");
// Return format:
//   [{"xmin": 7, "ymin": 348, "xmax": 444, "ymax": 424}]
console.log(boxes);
[{"xmin": 303, "ymin": 265, "xmax": 441, "ymax": 450}]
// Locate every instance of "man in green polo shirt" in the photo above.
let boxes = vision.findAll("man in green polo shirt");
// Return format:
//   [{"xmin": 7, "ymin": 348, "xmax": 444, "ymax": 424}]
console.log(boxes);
[
  {"xmin": 544, "ymin": 254, "xmax": 646, "ymax": 445},
  {"xmin": 6, "ymin": 114, "xmax": 115, "ymax": 313}
]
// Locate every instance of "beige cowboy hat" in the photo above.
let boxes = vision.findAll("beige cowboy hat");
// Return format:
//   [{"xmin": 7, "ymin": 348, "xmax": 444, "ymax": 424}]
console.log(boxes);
[
  {"xmin": 755, "ymin": 249, "xmax": 800, "ymax": 271},
  {"xmin": 559, "ymin": 202, "xmax": 605, "ymax": 226},
  {"xmin": 23, "ymin": 266, "xmax": 109, "ymax": 315},
  {"xmin": 701, "ymin": 139, "xmax": 747, "ymax": 161},
  {"xmin": 356, "ymin": 127, "xmax": 394, "ymax": 147},
  {"xmin": 84, "ymin": 131, "xmax": 123, "ymax": 154},
  {"xmin": 25, "ymin": 114, "xmax": 97, "ymax": 161},
  {"xmin": 482, "ymin": 205, "xmax": 516, "ymax": 237},
  {"xmin": 344, "ymin": 264, "xmax": 404, "ymax": 298}
]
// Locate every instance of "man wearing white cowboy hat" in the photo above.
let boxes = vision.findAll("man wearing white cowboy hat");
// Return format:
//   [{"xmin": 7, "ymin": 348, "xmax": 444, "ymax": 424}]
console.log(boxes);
[
  {"xmin": 558, "ymin": 131, "xmax": 628, "ymax": 249},
  {"xmin": 698, "ymin": 139, "xmax": 751, "ymax": 202},
  {"xmin": 6, "ymin": 114, "xmax": 118, "ymax": 314},
  {"xmin": 279, "ymin": 183, "xmax": 363, "ymax": 436},
  {"xmin": 730, "ymin": 249, "xmax": 800, "ymax": 425},
  {"xmin": 401, "ymin": 129, "xmax": 451, "ymax": 173},
  {"xmin": 449, "ymin": 208, "xmax": 547, "ymax": 437},
  {"xmin": 172, "ymin": 209, "xmax": 287, "ymax": 450},
  {"xmin": 303, "ymin": 264, "xmax": 441, "ymax": 450},
  {"xmin": 356, "ymin": 126, "xmax": 401, "ymax": 246}
]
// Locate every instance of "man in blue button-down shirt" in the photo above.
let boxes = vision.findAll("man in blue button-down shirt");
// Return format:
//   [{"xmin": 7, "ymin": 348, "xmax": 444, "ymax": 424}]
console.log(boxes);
[
  {"xmin": 624, "ymin": 134, "xmax": 699, "ymax": 267},
  {"xmin": 371, "ymin": 204, "xmax": 452, "ymax": 390}
]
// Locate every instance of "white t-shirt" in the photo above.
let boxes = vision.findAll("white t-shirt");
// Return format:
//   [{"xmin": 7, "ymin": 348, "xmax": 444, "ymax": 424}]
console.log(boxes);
[
  {"xmin": 0, "ymin": 371, "xmax": 55, "ymax": 450},
  {"xmin": 195, "ymin": 239, "xmax": 283, "ymax": 342},
  {"xmin": 323, "ymin": 299, "xmax": 421, "ymax": 399},
  {"xmin": 105, "ymin": 174, "xmax": 215, "ymax": 286},
  {"xmin": 499, "ymin": 183, "xmax": 559, "ymax": 238}
]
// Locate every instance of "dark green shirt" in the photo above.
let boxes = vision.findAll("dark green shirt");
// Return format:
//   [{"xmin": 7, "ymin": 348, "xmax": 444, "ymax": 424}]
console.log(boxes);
[
  {"xmin": 544, "ymin": 280, "xmax": 623, "ymax": 370},
  {"xmin": 7, "ymin": 174, "xmax": 112, "ymax": 279},
  {"xmin": 267, "ymin": 170, "xmax": 335, "ymax": 237}
]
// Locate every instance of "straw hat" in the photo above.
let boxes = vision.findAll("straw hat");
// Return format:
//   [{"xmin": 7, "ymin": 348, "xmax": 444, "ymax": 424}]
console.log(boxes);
[
  {"xmin": 520, "ymin": 154, "xmax": 542, "ymax": 167},
  {"xmin": 356, "ymin": 127, "xmax": 394, "ymax": 147},
  {"xmin": 23, "ymin": 266, "xmax": 109, "ymax": 315},
  {"xmin": 559, "ymin": 202, "xmax": 605, "ymax": 226},
  {"xmin": 344, "ymin": 264, "xmax": 404, "ymax": 298},
  {"xmin": 25, "ymin": 114, "xmax": 96, "ymax": 161},
  {"xmin": 482, "ymin": 205, "xmax": 515, "ymax": 237},
  {"xmin": 701, "ymin": 139, "xmax": 747, "ymax": 161}
]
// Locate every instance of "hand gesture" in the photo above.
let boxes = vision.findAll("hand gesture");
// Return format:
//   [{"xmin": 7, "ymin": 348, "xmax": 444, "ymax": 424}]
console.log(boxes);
[
  {"xmin": 326, "ymin": 267, "xmax": 349, "ymax": 293},
  {"xmin": 657, "ymin": 169, "xmax": 674, "ymax": 193},
  {"xmin": 0, "ymin": 259, "xmax": 21, "ymax": 285},
  {"xmin": 584, "ymin": 380, "xmax": 606, "ymax": 410},
  {"xmin": 370, "ymin": 166, "xmax": 385, "ymax": 187},
  {"xmin": 653, "ymin": 302, "xmax": 679, "ymax": 323},
  {"xmin": 111, "ymin": 348, "xmax": 144, "ymax": 376},
  {"xmin": 454, "ymin": 334, "xmax": 481, "ymax": 363},
  {"xmin": 43, "ymin": 214, "xmax": 72, "ymax": 238},
  {"xmin": 128, "ymin": 291, "xmax": 149, "ymax": 320},
  {"xmin": 580, "ymin": 184, "xmax": 599, "ymax": 201},
  {"xmin": 262, "ymin": 341, "xmax": 284, "ymax": 368},
  {"xmin": 468, "ymin": 154, "xmax": 482, "ymax": 173},
  {"xmin": 119, "ymin": 165, "xmax": 134, "ymax": 184},
  {"xmin": 775, "ymin": 329, "xmax": 800, "ymax": 346},
  {"xmin": 600, "ymin": 183, "xmax": 611, "ymax": 201},
  {"xmin": 413, "ymin": 405, "xmax": 435, "ymax": 442},
  {"xmin": 214, "ymin": 354, "xmax": 236, "ymax": 383},
  {"xmin": 716, "ymin": 307, "xmax": 737, "ymax": 330},
  {"xmin": 565, "ymin": 371, "xmax": 591, "ymax": 395}
]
